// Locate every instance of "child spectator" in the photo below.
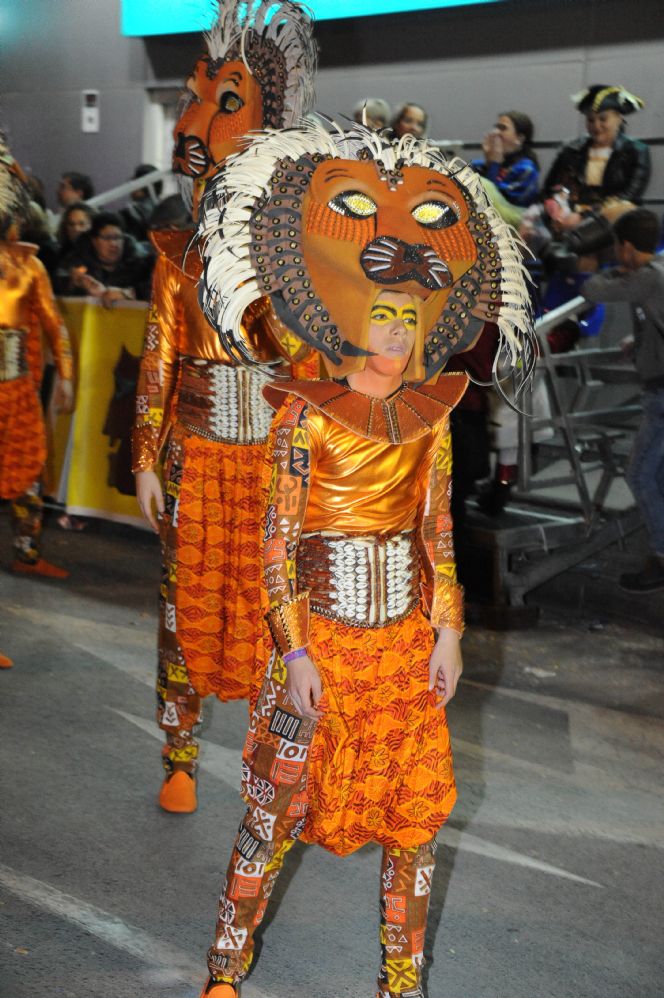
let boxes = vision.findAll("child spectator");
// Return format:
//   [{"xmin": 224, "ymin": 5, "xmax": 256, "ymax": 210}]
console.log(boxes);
[
  {"xmin": 472, "ymin": 110, "xmax": 540, "ymax": 207},
  {"xmin": 582, "ymin": 208, "xmax": 664, "ymax": 592}
]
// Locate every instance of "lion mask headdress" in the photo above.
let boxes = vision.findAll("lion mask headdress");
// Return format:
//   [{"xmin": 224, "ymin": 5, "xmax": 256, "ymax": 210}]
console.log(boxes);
[
  {"xmin": 199, "ymin": 120, "xmax": 534, "ymax": 384},
  {"xmin": 173, "ymin": 0, "xmax": 316, "ymax": 212}
]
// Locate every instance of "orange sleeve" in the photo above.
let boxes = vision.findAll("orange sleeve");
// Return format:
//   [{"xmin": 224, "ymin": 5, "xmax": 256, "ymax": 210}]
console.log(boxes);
[
  {"xmin": 263, "ymin": 396, "xmax": 320, "ymax": 608},
  {"xmin": 30, "ymin": 257, "xmax": 73, "ymax": 381},
  {"xmin": 418, "ymin": 419, "xmax": 464, "ymax": 634},
  {"xmin": 132, "ymin": 254, "xmax": 181, "ymax": 472}
]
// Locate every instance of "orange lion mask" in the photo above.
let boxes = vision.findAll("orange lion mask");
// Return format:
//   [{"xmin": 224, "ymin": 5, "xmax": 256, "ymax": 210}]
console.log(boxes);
[
  {"xmin": 199, "ymin": 122, "xmax": 533, "ymax": 382},
  {"xmin": 172, "ymin": 0, "xmax": 316, "ymax": 214}
]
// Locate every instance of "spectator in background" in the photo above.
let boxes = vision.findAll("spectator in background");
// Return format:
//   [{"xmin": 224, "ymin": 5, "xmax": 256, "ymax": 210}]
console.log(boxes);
[
  {"xmin": 352, "ymin": 97, "xmax": 391, "ymax": 131},
  {"xmin": 20, "ymin": 198, "xmax": 59, "ymax": 276},
  {"xmin": 121, "ymin": 163, "xmax": 163, "ymax": 245},
  {"xmin": 581, "ymin": 208, "xmax": 664, "ymax": 593},
  {"xmin": 58, "ymin": 210, "xmax": 153, "ymax": 305},
  {"xmin": 471, "ymin": 111, "xmax": 540, "ymax": 207},
  {"xmin": 390, "ymin": 101, "xmax": 428, "ymax": 139},
  {"xmin": 57, "ymin": 201, "xmax": 94, "ymax": 253},
  {"xmin": 147, "ymin": 192, "xmax": 190, "ymax": 232},
  {"xmin": 51, "ymin": 202, "xmax": 95, "ymax": 291},
  {"xmin": 57, "ymin": 171, "xmax": 94, "ymax": 208},
  {"xmin": 542, "ymin": 85, "xmax": 651, "ymax": 269}
]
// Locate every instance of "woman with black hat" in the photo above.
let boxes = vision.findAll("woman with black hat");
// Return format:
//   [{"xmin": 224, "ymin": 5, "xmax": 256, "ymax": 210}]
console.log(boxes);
[{"xmin": 542, "ymin": 85, "xmax": 651, "ymax": 264}]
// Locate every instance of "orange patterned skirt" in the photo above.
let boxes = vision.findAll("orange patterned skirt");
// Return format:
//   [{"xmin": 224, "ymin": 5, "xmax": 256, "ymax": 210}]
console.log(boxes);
[
  {"xmin": 303, "ymin": 608, "xmax": 457, "ymax": 855},
  {"xmin": 173, "ymin": 425, "xmax": 266, "ymax": 701},
  {"xmin": 0, "ymin": 376, "xmax": 46, "ymax": 500}
]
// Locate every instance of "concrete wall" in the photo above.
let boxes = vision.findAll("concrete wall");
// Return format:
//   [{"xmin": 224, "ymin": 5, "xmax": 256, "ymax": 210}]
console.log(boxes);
[{"xmin": 1, "ymin": 0, "xmax": 662, "ymax": 209}]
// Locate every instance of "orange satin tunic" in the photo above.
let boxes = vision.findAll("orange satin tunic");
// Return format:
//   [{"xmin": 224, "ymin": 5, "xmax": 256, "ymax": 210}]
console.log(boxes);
[
  {"xmin": 0, "ymin": 242, "xmax": 73, "ymax": 384},
  {"xmin": 263, "ymin": 377, "xmax": 468, "ymax": 633},
  {"xmin": 305, "ymin": 413, "xmax": 437, "ymax": 536}
]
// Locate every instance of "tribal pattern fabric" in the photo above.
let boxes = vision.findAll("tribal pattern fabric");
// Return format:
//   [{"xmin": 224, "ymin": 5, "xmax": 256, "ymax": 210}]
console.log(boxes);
[
  {"xmin": 11, "ymin": 479, "xmax": 43, "ymax": 564},
  {"xmin": 174, "ymin": 426, "xmax": 268, "ymax": 701},
  {"xmin": 206, "ymin": 629, "xmax": 439, "ymax": 993},
  {"xmin": 156, "ymin": 433, "xmax": 202, "ymax": 776},
  {"xmin": 0, "ymin": 375, "xmax": 46, "ymax": 500},
  {"xmin": 377, "ymin": 838, "xmax": 438, "ymax": 998}
]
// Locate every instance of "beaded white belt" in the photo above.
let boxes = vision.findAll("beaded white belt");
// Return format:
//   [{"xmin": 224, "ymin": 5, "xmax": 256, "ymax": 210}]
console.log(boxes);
[
  {"xmin": 177, "ymin": 359, "xmax": 274, "ymax": 445},
  {"xmin": 0, "ymin": 328, "xmax": 28, "ymax": 382},
  {"xmin": 297, "ymin": 530, "xmax": 421, "ymax": 628}
]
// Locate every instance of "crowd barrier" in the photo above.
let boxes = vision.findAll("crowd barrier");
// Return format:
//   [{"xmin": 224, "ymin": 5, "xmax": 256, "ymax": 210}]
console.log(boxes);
[{"xmin": 50, "ymin": 297, "xmax": 149, "ymax": 528}]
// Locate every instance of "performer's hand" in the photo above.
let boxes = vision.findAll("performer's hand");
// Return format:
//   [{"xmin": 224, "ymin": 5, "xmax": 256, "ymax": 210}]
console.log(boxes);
[
  {"xmin": 286, "ymin": 653, "xmax": 323, "ymax": 720},
  {"xmin": 54, "ymin": 378, "xmax": 74, "ymax": 414},
  {"xmin": 429, "ymin": 628, "xmax": 463, "ymax": 709},
  {"xmin": 135, "ymin": 469, "xmax": 165, "ymax": 532}
]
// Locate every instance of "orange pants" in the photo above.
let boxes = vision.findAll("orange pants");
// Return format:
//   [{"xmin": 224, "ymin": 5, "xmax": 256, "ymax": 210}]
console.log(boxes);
[
  {"xmin": 205, "ymin": 609, "xmax": 455, "ymax": 993},
  {"xmin": 156, "ymin": 424, "xmax": 266, "ymax": 775}
]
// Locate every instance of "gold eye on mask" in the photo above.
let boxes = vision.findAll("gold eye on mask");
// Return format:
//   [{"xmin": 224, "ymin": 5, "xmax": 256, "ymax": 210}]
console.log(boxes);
[
  {"xmin": 219, "ymin": 91, "xmax": 244, "ymax": 114},
  {"xmin": 411, "ymin": 200, "xmax": 458, "ymax": 229},
  {"xmin": 328, "ymin": 190, "xmax": 378, "ymax": 219}
]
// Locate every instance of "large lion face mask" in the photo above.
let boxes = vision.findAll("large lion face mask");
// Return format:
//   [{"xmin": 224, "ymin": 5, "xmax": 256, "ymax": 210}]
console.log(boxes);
[
  {"xmin": 200, "ymin": 122, "xmax": 533, "ymax": 382},
  {"xmin": 172, "ymin": 0, "xmax": 316, "ymax": 214}
]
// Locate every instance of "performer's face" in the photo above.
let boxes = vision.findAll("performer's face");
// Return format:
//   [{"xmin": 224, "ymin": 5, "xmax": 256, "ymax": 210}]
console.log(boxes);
[
  {"xmin": 365, "ymin": 291, "xmax": 417, "ymax": 378},
  {"xmin": 173, "ymin": 57, "xmax": 263, "ymax": 211}
]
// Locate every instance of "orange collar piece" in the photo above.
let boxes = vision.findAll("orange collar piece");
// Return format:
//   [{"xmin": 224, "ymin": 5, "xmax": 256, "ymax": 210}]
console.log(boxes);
[
  {"xmin": 263, "ymin": 373, "xmax": 469, "ymax": 444},
  {"xmin": 149, "ymin": 227, "xmax": 200, "ymax": 280}
]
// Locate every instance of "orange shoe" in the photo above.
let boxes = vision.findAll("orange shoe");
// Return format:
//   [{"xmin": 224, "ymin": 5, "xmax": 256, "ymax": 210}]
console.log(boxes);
[
  {"xmin": 10, "ymin": 558, "xmax": 69, "ymax": 580},
  {"xmin": 0, "ymin": 652, "xmax": 13, "ymax": 669},
  {"xmin": 199, "ymin": 980, "xmax": 239, "ymax": 997},
  {"xmin": 158, "ymin": 771, "xmax": 197, "ymax": 813}
]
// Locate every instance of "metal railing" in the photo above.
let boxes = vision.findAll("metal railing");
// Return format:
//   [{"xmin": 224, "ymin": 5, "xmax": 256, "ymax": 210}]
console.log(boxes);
[
  {"xmin": 518, "ymin": 297, "xmax": 640, "ymax": 522},
  {"xmin": 84, "ymin": 168, "xmax": 173, "ymax": 211}
]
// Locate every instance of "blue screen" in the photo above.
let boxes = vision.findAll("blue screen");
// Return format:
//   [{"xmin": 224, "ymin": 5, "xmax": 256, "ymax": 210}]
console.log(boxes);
[{"xmin": 121, "ymin": 0, "xmax": 501, "ymax": 36}]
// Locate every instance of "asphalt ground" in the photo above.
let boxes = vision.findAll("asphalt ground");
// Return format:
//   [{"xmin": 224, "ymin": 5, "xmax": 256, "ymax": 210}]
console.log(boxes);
[{"xmin": 0, "ymin": 511, "xmax": 662, "ymax": 998}]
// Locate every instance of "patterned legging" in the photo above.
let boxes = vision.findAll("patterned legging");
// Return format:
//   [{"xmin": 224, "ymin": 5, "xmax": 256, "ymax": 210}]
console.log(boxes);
[
  {"xmin": 11, "ymin": 480, "xmax": 43, "ymax": 564},
  {"xmin": 156, "ymin": 441, "xmax": 201, "ymax": 776},
  {"xmin": 207, "ymin": 759, "xmax": 437, "ymax": 997}
]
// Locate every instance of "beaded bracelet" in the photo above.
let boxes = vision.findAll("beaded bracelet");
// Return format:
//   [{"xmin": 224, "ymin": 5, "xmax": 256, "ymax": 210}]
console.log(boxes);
[{"xmin": 283, "ymin": 646, "xmax": 307, "ymax": 664}]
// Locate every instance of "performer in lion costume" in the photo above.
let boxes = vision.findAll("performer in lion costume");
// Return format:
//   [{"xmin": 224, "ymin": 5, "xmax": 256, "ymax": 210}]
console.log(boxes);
[
  {"xmin": 0, "ymin": 134, "xmax": 73, "ymax": 605},
  {"xmin": 193, "ymin": 121, "xmax": 532, "ymax": 998},
  {"xmin": 132, "ymin": 0, "xmax": 317, "ymax": 814}
]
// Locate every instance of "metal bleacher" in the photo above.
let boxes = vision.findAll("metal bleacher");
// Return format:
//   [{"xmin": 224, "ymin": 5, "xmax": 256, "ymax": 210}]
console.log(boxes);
[{"xmin": 461, "ymin": 296, "xmax": 643, "ymax": 624}]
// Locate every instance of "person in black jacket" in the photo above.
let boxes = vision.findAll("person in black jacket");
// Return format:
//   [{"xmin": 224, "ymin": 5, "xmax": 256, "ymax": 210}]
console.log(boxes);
[
  {"xmin": 542, "ymin": 85, "xmax": 650, "ymax": 267},
  {"xmin": 56, "ymin": 210, "xmax": 153, "ymax": 304}
]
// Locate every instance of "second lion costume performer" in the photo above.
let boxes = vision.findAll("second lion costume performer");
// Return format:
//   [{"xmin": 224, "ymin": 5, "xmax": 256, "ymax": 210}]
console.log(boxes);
[
  {"xmin": 0, "ymin": 135, "xmax": 73, "ymax": 586},
  {"xmin": 132, "ymin": 0, "xmax": 317, "ymax": 813},
  {"xmin": 193, "ymin": 122, "xmax": 533, "ymax": 996}
]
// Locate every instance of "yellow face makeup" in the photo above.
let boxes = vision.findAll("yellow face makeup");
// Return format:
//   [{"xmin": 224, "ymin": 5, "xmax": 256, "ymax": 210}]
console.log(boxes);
[{"xmin": 369, "ymin": 300, "xmax": 418, "ymax": 329}]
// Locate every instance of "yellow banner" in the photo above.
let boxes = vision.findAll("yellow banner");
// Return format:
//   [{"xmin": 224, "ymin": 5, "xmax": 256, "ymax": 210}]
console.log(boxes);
[{"xmin": 54, "ymin": 298, "xmax": 148, "ymax": 527}]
